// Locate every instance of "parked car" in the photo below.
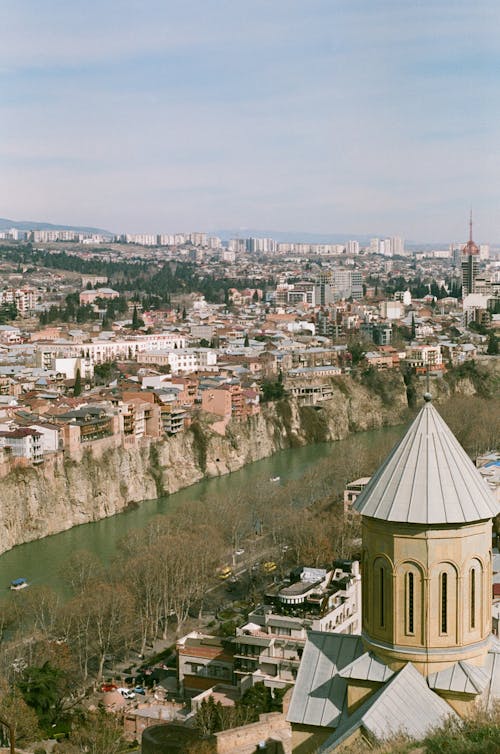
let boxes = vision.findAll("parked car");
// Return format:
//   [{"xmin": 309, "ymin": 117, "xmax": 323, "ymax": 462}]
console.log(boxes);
[
  {"xmin": 263, "ymin": 561, "xmax": 277, "ymax": 573},
  {"xmin": 117, "ymin": 687, "xmax": 136, "ymax": 699},
  {"xmin": 134, "ymin": 685, "xmax": 146, "ymax": 695},
  {"xmin": 100, "ymin": 683, "xmax": 118, "ymax": 693},
  {"xmin": 234, "ymin": 548, "xmax": 245, "ymax": 556},
  {"xmin": 218, "ymin": 565, "xmax": 233, "ymax": 580}
]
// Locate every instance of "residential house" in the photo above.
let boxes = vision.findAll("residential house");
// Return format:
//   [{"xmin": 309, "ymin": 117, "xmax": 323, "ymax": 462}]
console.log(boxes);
[
  {"xmin": 177, "ymin": 633, "xmax": 234, "ymax": 698},
  {"xmin": 0, "ymin": 427, "xmax": 43, "ymax": 463}
]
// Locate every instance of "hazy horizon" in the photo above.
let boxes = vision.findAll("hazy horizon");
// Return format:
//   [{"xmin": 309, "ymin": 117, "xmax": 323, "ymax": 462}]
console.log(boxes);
[{"xmin": 1, "ymin": 1, "xmax": 499, "ymax": 243}]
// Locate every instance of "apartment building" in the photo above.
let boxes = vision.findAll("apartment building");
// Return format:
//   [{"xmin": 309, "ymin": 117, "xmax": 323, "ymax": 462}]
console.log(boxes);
[
  {"xmin": 232, "ymin": 562, "xmax": 361, "ymax": 691},
  {"xmin": 138, "ymin": 347, "xmax": 217, "ymax": 374},
  {"xmin": 36, "ymin": 332, "xmax": 187, "ymax": 367},
  {"xmin": 177, "ymin": 634, "xmax": 234, "ymax": 698},
  {"xmin": 405, "ymin": 344, "xmax": 443, "ymax": 372},
  {"xmin": 0, "ymin": 428, "xmax": 43, "ymax": 463},
  {"xmin": 0, "ymin": 287, "xmax": 36, "ymax": 314}
]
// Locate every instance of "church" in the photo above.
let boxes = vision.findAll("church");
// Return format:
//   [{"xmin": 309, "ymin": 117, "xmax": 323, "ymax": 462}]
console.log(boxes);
[{"xmin": 287, "ymin": 393, "xmax": 500, "ymax": 752}]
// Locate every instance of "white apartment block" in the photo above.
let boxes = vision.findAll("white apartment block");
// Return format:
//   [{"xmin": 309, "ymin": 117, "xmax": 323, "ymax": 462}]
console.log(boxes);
[
  {"xmin": 0, "ymin": 287, "xmax": 36, "ymax": 314},
  {"xmin": 36, "ymin": 332, "xmax": 187, "ymax": 368},
  {"xmin": 228, "ymin": 238, "xmax": 247, "ymax": 254},
  {"xmin": 137, "ymin": 347, "xmax": 217, "ymax": 374},
  {"xmin": 125, "ymin": 234, "xmax": 157, "ymax": 246},
  {"xmin": 379, "ymin": 300, "xmax": 405, "ymax": 320},
  {"xmin": 188, "ymin": 232, "xmax": 207, "ymax": 247},
  {"xmin": 405, "ymin": 344, "xmax": 442, "ymax": 368},
  {"xmin": 0, "ymin": 428, "xmax": 43, "ymax": 463},
  {"xmin": 233, "ymin": 562, "xmax": 362, "ymax": 690}
]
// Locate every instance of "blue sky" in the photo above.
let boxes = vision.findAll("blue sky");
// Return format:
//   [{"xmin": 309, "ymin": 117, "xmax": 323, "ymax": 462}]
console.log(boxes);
[{"xmin": 1, "ymin": 0, "xmax": 499, "ymax": 242}]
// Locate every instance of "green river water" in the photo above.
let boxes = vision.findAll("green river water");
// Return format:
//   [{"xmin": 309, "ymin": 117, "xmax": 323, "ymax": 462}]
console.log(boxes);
[{"xmin": 0, "ymin": 424, "xmax": 406, "ymax": 597}]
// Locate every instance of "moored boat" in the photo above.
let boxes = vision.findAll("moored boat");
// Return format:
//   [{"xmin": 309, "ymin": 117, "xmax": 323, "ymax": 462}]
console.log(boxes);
[{"xmin": 10, "ymin": 578, "xmax": 28, "ymax": 591}]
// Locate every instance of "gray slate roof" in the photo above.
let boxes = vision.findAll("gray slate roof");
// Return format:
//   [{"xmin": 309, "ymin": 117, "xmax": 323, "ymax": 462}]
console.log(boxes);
[
  {"xmin": 353, "ymin": 397, "xmax": 499, "ymax": 525},
  {"xmin": 319, "ymin": 663, "xmax": 458, "ymax": 752},
  {"xmin": 286, "ymin": 631, "xmax": 363, "ymax": 728}
]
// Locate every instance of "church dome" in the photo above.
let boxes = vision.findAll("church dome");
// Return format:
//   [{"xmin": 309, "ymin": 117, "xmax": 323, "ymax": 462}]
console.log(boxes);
[{"xmin": 353, "ymin": 397, "xmax": 499, "ymax": 525}]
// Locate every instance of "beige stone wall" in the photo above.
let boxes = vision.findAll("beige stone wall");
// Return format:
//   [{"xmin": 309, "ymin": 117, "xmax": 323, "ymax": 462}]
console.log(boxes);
[
  {"xmin": 290, "ymin": 723, "xmax": 334, "ymax": 754},
  {"xmin": 362, "ymin": 517, "xmax": 492, "ymax": 673},
  {"xmin": 216, "ymin": 712, "xmax": 292, "ymax": 754}
]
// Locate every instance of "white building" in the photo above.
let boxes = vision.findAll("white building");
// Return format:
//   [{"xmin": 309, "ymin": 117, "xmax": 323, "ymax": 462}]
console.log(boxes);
[
  {"xmin": 36, "ymin": 332, "xmax": 187, "ymax": 368},
  {"xmin": 0, "ymin": 428, "xmax": 43, "ymax": 462},
  {"xmin": 29, "ymin": 423, "xmax": 60, "ymax": 453},
  {"xmin": 137, "ymin": 347, "xmax": 217, "ymax": 374},
  {"xmin": 346, "ymin": 240, "xmax": 360, "ymax": 255},
  {"xmin": 380, "ymin": 300, "xmax": 405, "ymax": 320}
]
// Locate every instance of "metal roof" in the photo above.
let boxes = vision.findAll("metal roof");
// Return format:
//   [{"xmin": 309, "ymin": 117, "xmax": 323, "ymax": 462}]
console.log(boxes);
[
  {"xmin": 339, "ymin": 652, "xmax": 394, "ymax": 683},
  {"xmin": 427, "ymin": 660, "xmax": 489, "ymax": 695},
  {"xmin": 353, "ymin": 396, "xmax": 499, "ymax": 524},
  {"xmin": 286, "ymin": 631, "xmax": 363, "ymax": 728},
  {"xmin": 483, "ymin": 645, "xmax": 500, "ymax": 708},
  {"xmin": 319, "ymin": 663, "xmax": 458, "ymax": 752}
]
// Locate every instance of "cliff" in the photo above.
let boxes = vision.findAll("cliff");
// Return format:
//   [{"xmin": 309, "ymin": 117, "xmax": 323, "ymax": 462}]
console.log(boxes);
[{"xmin": 0, "ymin": 372, "xmax": 411, "ymax": 555}]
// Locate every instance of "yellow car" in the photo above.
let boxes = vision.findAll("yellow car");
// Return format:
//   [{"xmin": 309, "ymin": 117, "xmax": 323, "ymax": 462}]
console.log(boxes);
[
  {"xmin": 263, "ymin": 561, "xmax": 277, "ymax": 573},
  {"xmin": 218, "ymin": 566, "xmax": 233, "ymax": 580}
]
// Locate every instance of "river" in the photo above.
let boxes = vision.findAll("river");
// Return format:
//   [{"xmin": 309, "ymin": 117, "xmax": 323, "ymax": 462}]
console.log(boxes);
[{"xmin": 0, "ymin": 424, "xmax": 406, "ymax": 597}]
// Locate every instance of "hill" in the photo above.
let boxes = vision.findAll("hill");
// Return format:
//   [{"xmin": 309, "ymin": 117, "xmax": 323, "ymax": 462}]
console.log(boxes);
[{"xmin": 0, "ymin": 217, "xmax": 112, "ymax": 235}]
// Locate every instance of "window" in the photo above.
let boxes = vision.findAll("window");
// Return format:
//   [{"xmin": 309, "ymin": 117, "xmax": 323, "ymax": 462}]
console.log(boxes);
[
  {"xmin": 441, "ymin": 573, "xmax": 448, "ymax": 634},
  {"xmin": 470, "ymin": 568, "xmax": 476, "ymax": 630},
  {"xmin": 379, "ymin": 567, "xmax": 385, "ymax": 628},
  {"xmin": 407, "ymin": 572, "xmax": 414, "ymax": 634}
]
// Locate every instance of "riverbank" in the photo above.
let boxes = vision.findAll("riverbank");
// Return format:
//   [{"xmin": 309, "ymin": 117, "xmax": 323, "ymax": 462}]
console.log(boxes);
[
  {"xmin": 0, "ymin": 363, "xmax": 495, "ymax": 556},
  {"xmin": 0, "ymin": 373, "xmax": 410, "ymax": 556}
]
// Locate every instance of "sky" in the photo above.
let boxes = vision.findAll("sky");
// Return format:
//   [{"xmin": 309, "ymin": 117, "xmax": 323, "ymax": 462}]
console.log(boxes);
[{"xmin": 1, "ymin": 0, "xmax": 499, "ymax": 242}]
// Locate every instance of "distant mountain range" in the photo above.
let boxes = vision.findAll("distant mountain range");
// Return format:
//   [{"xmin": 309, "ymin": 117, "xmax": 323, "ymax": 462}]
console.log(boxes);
[
  {"xmin": 0, "ymin": 217, "xmax": 112, "ymax": 235},
  {"xmin": 1, "ymin": 218, "xmax": 442, "ymax": 247}
]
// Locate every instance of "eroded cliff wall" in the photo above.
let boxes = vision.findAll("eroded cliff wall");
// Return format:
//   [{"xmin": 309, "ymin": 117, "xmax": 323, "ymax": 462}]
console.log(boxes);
[{"xmin": 0, "ymin": 376, "xmax": 409, "ymax": 554}]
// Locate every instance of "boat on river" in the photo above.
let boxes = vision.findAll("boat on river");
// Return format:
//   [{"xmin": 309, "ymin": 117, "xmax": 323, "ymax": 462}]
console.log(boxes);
[{"xmin": 10, "ymin": 578, "xmax": 28, "ymax": 591}]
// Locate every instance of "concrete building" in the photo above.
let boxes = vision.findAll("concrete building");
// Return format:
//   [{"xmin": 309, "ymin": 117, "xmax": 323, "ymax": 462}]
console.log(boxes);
[
  {"xmin": 0, "ymin": 427, "xmax": 43, "ymax": 463},
  {"xmin": 461, "ymin": 214, "xmax": 480, "ymax": 296},
  {"xmin": 0, "ymin": 287, "xmax": 36, "ymax": 314},
  {"xmin": 79, "ymin": 287, "xmax": 120, "ymax": 305},
  {"xmin": 138, "ymin": 347, "xmax": 217, "ymax": 373},
  {"xmin": 287, "ymin": 395, "xmax": 500, "ymax": 752},
  {"xmin": 233, "ymin": 563, "xmax": 361, "ymax": 691},
  {"xmin": 177, "ymin": 633, "xmax": 234, "ymax": 698},
  {"xmin": 343, "ymin": 477, "xmax": 371, "ymax": 514}
]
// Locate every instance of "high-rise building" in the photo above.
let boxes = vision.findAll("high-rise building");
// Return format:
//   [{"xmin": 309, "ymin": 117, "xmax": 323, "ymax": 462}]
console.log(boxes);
[
  {"xmin": 391, "ymin": 236, "xmax": 404, "ymax": 255},
  {"xmin": 346, "ymin": 240, "xmax": 360, "ymax": 255},
  {"xmin": 461, "ymin": 213, "xmax": 479, "ymax": 296},
  {"xmin": 315, "ymin": 272, "xmax": 335, "ymax": 306}
]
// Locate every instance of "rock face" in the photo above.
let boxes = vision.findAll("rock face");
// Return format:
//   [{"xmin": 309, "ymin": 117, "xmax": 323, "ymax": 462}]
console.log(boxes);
[{"xmin": 0, "ymin": 376, "xmax": 409, "ymax": 555}]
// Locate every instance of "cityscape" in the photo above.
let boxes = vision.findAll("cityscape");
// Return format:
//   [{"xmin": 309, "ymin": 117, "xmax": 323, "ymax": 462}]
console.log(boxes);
[{"xmin": 1, "ymin": 2, "xmax": 500, "ymax": 754}]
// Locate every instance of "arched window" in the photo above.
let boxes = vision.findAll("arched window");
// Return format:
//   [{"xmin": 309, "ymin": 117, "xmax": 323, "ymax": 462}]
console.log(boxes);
[
  {"xmin": 407, "ymin": 572, "xmax": 414, "ymax": 634},
  {"xmin": 441, "ymin": 572, "xmax": 448, "ymax": 634},
  {"xmin": 379, "ymin": 566, "xmax": 385, "ymax": 628},
  {"xmin": 470, "ymin": 567, "xmax": 476, "ymax": 630}
]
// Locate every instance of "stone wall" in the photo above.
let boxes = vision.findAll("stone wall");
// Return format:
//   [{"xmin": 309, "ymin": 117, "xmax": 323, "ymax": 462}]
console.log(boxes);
[{"xmin": 215, "ymin": 712, "xmax": 292, "ymax": 754}]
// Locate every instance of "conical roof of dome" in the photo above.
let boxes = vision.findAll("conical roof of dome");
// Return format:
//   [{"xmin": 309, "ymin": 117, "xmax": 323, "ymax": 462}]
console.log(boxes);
[{"xmin": 353, "ymin": 395, "xmax": 499, "ymax": 525}]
